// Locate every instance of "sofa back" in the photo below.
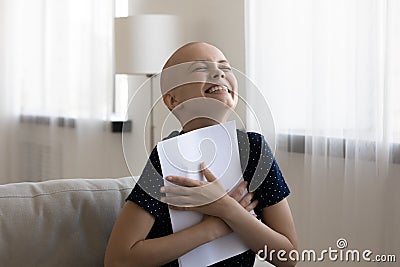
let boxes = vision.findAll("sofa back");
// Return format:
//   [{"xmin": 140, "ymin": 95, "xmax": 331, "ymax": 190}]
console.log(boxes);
[{"xmin": 0, "ymin": 177, "xmax": 135, "ymax": 267}]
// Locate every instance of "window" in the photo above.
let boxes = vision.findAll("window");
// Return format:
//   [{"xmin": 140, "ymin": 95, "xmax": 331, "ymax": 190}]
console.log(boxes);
[
  {"xmin": 246, "ymin": 0, "xmax": 400, "ymax": 144},
  {"xmin": 16, "ymin": 0, "xmax": 114, "ymax": 120}
]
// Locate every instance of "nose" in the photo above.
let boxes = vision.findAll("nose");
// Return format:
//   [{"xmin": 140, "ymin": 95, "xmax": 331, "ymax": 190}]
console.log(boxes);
[{"xmin": 210, "ymin": 69, "xmax": 225, "ymax": 79}]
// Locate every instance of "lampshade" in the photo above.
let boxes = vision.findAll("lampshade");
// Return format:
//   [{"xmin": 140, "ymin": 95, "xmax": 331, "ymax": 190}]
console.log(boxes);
[{"xmin": 114, "ymin": 15, "xmax": 182, "ymax": 75}]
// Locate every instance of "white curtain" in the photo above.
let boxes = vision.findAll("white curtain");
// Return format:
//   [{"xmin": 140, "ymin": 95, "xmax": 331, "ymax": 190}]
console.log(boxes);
[
  {"xmin": 246, "ymin": 0, "xmax": 399, "ymax": 264},
  {"xmin": 0, "ymin": 0, "xmax": 122, "ymax": 183}
]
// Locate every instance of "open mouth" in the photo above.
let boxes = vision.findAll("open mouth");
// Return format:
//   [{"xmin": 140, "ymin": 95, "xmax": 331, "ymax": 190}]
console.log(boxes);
[{"xmin": 204, "ymin": 85, "xmax": 231, "ymax": 94}]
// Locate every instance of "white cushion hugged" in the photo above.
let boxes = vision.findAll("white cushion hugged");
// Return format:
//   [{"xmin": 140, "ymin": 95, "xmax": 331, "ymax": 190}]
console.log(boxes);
[{"xmin": 0, "ymin": 177, "xmax": 136, "ymax": 267}]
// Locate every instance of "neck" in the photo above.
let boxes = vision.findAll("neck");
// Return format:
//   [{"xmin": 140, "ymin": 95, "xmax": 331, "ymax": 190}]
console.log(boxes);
[{"xmin": 182, "ymin": 118, "xmax": 223, "ymax": 133}]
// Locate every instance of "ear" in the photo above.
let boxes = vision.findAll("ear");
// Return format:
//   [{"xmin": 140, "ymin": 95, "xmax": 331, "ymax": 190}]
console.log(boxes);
[{"xmin": 163, "ymin": 92, "xmax": 178, "ymax": 111}]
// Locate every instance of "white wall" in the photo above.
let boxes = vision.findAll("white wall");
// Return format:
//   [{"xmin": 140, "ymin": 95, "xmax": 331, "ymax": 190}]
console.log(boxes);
[{"xmin": 129, "ymin": 0, "xmax": 246, "ymax": 72}]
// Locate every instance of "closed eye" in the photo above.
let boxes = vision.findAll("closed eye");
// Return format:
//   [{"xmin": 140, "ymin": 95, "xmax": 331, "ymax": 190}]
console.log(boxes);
[
  {"xmin": 219, "ymin": 65, "xmax": 232, "ymax": 72},
  {"xmin": 193, "ymin": 67, "xmax": 208, "ymax": 72}
]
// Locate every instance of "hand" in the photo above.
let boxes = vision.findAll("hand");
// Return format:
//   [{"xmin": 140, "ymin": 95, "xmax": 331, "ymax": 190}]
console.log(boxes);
[
  {"xmin": 160, "ymin": 163, "xmax": 228, "ymax": 216},
  {"xmin": 161, "ymin": 163, "xmax": 258, "ymax": 218},
  {"xmin": 229, "ymin": 180, "xmax": 259, "ymax": 213}
]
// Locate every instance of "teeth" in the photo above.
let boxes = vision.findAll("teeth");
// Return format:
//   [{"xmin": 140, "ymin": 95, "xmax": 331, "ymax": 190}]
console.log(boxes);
[{"xmin": 206, "ymin": 85, "xmax": 229, "ymax": 93}]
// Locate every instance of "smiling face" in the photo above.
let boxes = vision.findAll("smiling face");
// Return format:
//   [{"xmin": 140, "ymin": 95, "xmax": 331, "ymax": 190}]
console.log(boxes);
[
  {"xmin": 184, "ymin": 59, "xmax": 236, "ymax": 107},
  {"xmin": 160, "ymin": 42, "xmax": 238, "ymax": 130}
]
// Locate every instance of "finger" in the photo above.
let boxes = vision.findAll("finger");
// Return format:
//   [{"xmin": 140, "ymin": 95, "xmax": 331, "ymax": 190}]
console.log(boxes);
[
  {"xmin": 200, "ymin": 162, "xmax": 217, "ymax": 182},
  {"xmin": 245, "ymin": 200, "xmax": 259, "ymax": 212},
  {"xmin": 160, "ymin": 195, "xmax": 193, "ymax": 206},
  {"xmin": 166, "ymin": 176, "xmax": 204, "ymax": 187},
  {"xmin": 239, "ymin": 192, "xmax": 254, "ymax": 207},
  {"xmin": 160, "ymin": 185, "xmax": 191, "ymax": 195},
  {"xmin": 230, "ymin": 181, "xmax": 247, "ymax": 201}
]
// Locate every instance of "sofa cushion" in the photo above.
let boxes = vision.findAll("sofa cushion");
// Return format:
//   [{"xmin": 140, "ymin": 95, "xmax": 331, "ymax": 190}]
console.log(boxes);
[{"xmin": 0, "ymin": 177, "xmax": 136, "ymax": 267}]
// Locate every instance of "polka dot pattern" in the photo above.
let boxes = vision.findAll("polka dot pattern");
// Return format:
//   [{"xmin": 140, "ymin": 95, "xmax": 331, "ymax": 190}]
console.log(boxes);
[{"xmin": 126, "ymin": 131, "xmax": 290, "ymax": 267}]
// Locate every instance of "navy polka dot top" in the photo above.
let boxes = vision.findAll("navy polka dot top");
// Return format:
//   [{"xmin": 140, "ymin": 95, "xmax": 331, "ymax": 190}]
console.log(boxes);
[{"xmin": 126, "ymin": 130, "xmax": 290, "ymax": 267}]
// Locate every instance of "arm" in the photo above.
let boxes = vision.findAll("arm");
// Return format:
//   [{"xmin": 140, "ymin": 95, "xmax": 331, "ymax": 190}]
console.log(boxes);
[
  {"xmin": 220, "ymin": 197, "xmax": 298, "ymax": 267},
  {"xmin": 104, "ymin": 201, "xmax": 230, "ymax": 267},
  {"xmin": 104, "ymin": 179, "xmax": 256, "ymax": 267},
  {"xmin": 164, "ymin": 166, "xmax": 298, "ymax": 267}
]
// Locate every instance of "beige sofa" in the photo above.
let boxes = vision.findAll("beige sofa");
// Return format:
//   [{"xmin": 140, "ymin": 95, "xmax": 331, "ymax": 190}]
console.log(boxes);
[
  {"xmin": 0, "ymin": 177, "xmax": 273, "ymax": 267},
  {"xmin": 0, "ymin": 177, "xmax": 135, "ymax": 267}
]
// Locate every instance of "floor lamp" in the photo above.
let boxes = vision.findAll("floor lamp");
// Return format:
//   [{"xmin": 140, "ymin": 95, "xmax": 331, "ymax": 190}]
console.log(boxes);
[{"xmin": 114, "ymin": 14, "xmax": 182, "ymax": 148}]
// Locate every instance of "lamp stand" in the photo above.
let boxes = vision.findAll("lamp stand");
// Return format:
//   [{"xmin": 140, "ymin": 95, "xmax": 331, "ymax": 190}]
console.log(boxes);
[{"xmin": 147, "ymin": 74, "xmax": 155, "ymax": 149}]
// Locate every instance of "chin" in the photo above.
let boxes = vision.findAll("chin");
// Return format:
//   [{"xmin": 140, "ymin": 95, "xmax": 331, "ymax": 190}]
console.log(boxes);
[
  {"xmin": 172, "ymin": 97, "xmax": 235, "ymax": 125},
  {"xmin": 207, "ymin": 95, "xmax": 235, "ymax": 108}
]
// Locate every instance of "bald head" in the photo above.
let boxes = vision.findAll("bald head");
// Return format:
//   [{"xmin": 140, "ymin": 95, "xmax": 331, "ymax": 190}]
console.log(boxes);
[
  {"xmin": 163, "ymin": 42, "xmax": 227, "ymax": 70},
  {"xmin": 159, "ymin": 41, "xmax": 238, "ymax": 127},
  {"xmin": 160, "ymin": 41, "xmax": 233, "ymax": 96}
]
